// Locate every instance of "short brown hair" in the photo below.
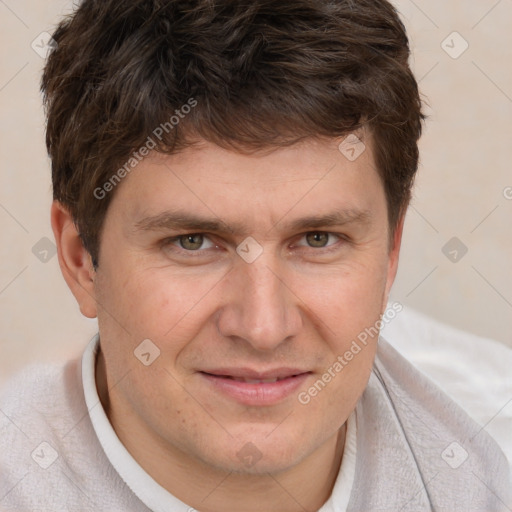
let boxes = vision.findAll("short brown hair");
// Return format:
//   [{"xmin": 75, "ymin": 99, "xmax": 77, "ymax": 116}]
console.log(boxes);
[{"xmin": 42, "ymin": 0, "xmax": 426, "ymax": 268}]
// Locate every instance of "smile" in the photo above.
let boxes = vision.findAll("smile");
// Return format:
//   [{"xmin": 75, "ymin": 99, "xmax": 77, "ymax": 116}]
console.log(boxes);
[{"xmin": 199, "ymin": 371, "xmax": 311, "ymax": 406}]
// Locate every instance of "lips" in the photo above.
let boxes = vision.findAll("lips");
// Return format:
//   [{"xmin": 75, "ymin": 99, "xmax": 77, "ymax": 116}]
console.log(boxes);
[
  {"xmin": 225, "ymin": 376, "xmax": 286, "ymax": 384},
  {"xmin": 203, "ymin": 374, "xmax": 301, "ymax": 384},
  {"xmin": 200, "ymin": 367, "xmax": 308, "ymax": 382},
  {"xmin": 198, "ymin": 368, "xmax": 311, "ymax": 405}
]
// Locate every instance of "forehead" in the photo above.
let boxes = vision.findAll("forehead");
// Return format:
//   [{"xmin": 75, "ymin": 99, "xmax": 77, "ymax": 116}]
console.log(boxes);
[
  {"xmin": 109, "ymin": 133, "xmax": 386, "ymax": 231},
  {"xmin": 150, "ymin": 132, "xmax": 374, "ymax": 181}
]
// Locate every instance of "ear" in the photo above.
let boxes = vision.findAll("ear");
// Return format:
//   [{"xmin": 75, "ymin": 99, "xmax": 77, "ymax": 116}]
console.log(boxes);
[
  {"xmin": 383, "ymin": 212, "xmax": 406, "ymax": 307},
  {"xmin": 50, "ymin": 200, "xmax": 98, "ymax": 318}
]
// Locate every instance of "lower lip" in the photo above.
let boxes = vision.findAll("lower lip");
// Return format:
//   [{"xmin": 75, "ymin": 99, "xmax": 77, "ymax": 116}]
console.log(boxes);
[{"xmin": 199, "ymin": 372, "xmax": 311, "ymax": 406}]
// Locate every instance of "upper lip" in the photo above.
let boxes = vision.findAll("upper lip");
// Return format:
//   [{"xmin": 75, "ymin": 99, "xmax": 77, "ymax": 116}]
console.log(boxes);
[{"xmin": 200, "ymin": 367, "xmax": 311, "ymax": 380}]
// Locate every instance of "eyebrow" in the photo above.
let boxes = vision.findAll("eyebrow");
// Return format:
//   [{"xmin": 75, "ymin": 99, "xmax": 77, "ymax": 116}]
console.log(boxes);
[{"xmin": 133, "ymin": 208, "xmax": 373, "ymax": 236}]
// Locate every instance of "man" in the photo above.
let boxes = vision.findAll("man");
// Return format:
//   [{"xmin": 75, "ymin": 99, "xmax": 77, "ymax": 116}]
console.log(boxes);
[{"xmin": 1, "ymin": 0, "xmax": 510, "ymax": 511}]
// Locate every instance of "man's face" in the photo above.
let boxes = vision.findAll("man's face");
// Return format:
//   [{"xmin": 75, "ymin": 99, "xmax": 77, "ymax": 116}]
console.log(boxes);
[{"xmin": 92, "ymin": 133, "xmax": 401, "ymax": 475}]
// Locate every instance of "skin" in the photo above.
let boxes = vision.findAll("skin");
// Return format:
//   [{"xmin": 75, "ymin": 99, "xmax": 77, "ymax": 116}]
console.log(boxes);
[{"xmin": 52, "ymin": 131, "xmax": 404, "ymax": 512}]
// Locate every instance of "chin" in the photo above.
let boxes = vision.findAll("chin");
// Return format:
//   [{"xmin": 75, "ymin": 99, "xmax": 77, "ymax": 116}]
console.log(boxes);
[
  {"xmin": 214, "ymin": 452, "xmax": 304, "ymax": 476},
  {"xmin": 195, "ymin": 430, "xmax": 314, "ymax": 476}
]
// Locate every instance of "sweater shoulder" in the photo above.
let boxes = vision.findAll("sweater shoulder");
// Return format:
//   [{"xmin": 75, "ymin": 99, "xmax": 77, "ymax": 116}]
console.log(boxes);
[
  {"xmin": 369, "ymin": 336, "xmax": 512, "ymax": 508},
  {"xmin": 0, "ymin": 355, "xmax": 150, "ymax": 511}
]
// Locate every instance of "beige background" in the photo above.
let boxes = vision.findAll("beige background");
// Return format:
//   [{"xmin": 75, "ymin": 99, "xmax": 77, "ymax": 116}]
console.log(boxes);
[{"xmin": 1, "ymin": 0, "xmax": 511, "ymax": 388}]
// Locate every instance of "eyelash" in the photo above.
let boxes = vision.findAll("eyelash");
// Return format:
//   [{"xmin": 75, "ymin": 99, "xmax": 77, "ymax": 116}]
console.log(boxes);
[{"xmin": 162, "ymin": 232, "xmax": 346, "ymax": 256}]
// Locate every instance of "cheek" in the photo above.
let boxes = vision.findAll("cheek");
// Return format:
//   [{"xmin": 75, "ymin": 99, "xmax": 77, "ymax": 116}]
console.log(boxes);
[
  {"xmin": 301, "ymin": 258, "xmax": 388, "ymax": 329},
  {"xmin": 104, "ymin": 267, "xmax": 228, "ymax": 377},
  {"xmin": 296, "ymin": 259, "xmax": 387, "ymax": 406},
  {"xmin": 104, "ymin": 263, "xmax": 211, "ymax": 335},
  {"xmin": 299, "ymin": 270, "xmax": 382, "ymax": 417}
]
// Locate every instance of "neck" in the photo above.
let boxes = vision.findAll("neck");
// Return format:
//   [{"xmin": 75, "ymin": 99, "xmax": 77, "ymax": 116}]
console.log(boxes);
[{"xmin": 95, "ymin": 346, "xmax": 111, "ymax": 416}]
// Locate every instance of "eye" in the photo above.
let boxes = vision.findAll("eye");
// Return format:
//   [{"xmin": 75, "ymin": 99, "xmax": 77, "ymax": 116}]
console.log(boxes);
[
  {"xmin": 297, "ymin": 231, "xmax": 341, "ymax": 248},
  {"xmin": 168, "ymin": 234, "xmax": 216, "ymax": 251}
]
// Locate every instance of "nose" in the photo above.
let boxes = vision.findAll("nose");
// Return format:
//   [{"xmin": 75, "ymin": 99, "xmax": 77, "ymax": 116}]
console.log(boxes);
[{"xmin": 216, "ymin": 255, "xmax": 303, "ymax": 352}]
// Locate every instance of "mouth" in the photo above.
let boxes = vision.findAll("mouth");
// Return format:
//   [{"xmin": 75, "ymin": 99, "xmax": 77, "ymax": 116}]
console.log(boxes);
[
  {"xmin": 220, "ymin": 376, "xmax": 289, "ymax": 383},
  {"xmin": 202, "ymin": 373, "xmax": 305, "ymax": 384},
  {"xmin": 198, "ymin": 369, "xmax": 312, "ymax": 405}
]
